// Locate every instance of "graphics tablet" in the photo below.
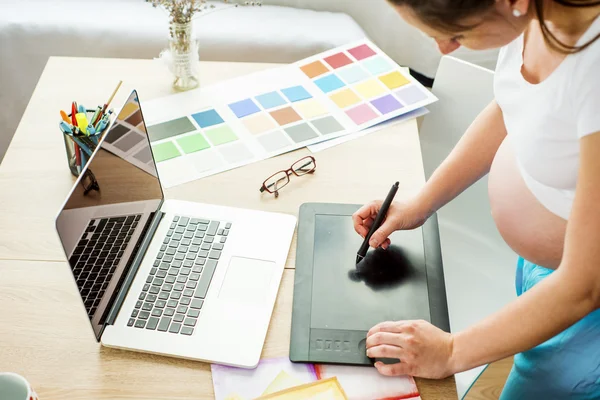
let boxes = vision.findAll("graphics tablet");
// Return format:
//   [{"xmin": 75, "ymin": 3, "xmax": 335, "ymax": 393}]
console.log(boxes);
[{"xmin": 290, "ymin": 203, "xmax": 450, "ymax": 365}]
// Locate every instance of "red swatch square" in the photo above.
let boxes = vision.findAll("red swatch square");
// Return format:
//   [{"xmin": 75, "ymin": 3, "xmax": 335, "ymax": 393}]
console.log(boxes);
[
  {"xmin": 324, "ymin": 53, "xmax": 353, "ymax": 69},
  {"xmin": 348, "ymin": 44, "xmax": 377, "ymax": 61}
]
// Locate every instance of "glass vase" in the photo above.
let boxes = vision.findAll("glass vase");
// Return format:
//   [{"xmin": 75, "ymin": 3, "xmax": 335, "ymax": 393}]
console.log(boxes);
[{"xmin": 168, "ymin": 21, "xmax": 200, "ymax": 92}]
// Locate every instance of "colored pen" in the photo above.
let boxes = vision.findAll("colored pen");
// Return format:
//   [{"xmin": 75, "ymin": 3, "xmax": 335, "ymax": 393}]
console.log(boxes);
[
  {"xmin": 101, "ymin": 80, "xmax": 122, "ymax": 114},
  {"xmin": 71, "ymin": 102, "xmax": 78, "ymax": 126},
  {"xmin": 60, "ymin": 110, "xmax": 71, "ymax": 124},
  {"xmin": 356, "ymin": 181, "xmax": 400, "ymax": 264},
  {"xmin": 59, "ymin": 121, "xmax": 73, "ymax": 134},
  {"xmin": 90, "ymin": 106, "xmax": 102, "ymax": 126},
  {"xmin": 78, "ymin": 104, "xmax": 86, "ymax": 114},
  {"xmin": 76, "ymin": 113, "xmax": 89, "ymax": 135},
  {"xmin": 87, "ymin": 125, "xmax": 96, "ymax": 135}
]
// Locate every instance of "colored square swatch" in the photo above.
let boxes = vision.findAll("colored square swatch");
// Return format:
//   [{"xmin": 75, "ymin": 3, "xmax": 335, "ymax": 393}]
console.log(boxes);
[
  {"xmin": 147, "ymin": 117, "xmax": 196, "ymax": 141},
  {"xmin": 281, "ymin": 86, "xmax": 312, "ymax": 103},
  {"xmin": 218, "ymin": 142, "xmax": 254, "ymax": 164},
  {"xmin": 188, "ymin": 149, "xmax": 223, "ymax": 174},
  {"xmin": 300, "ymin": 61, "xmax": 329, "ymax": 78},
  {"xmin": 337, "ymin": 65, "xmax": 369, "ymax": 84},
  {"xmin": 105, "ymin": 124, "xmax": 130, "ymax": 144},
  {"xmin": 395, "ymin": 85, "xmax": 429, "ymax": 105},
  {"xmin": 151, "ymin": 141, "xmax": 181, "ymax": 162},
  {"xmin": 354, "ymin": 79, "xmax": 387, "ymax": 99},
  {"xmin": 191, "ymin": 109, "xmax": 224, "ymax": 128},
  {"xmin": 346, "ymin": 104, "xmax": 378, "ymax": 125},
  {"xmin": 379, "ymin": 71, "xmax": 410, "ymax": 90},
  {"xmin": 255, "ymin": 91, "xmax": 287, "ymax": 109},
  {"xmin": 243, "ymin": 113, "xmax": 277, "ymax": 135},
  {"xmin": 311, "ymin": 116, "xmax": 344, "ymax": 135},
  {"xmin": 371, "ymin": 94, "xmax": 404, "ymax": 114},
  {"xmin": 257, "ymin": 131, "xmax": 292, "ymax": 153},
  {"xmin": 284, "ymin": 123, "xmax": 319, "ymax": 143},
  {"xmin": 314, "ymin": 74, "xmax": 345, "ymax": 93},
  {"xmin": 114, "ymin": 132, "xmax": 144, "ymax": 152},
  {"xmin": 176, "ymin": 133, "xmax": 210, "ymax": 154},
  {"xmin": 294, "ymin": 99, "xmax": 328, "ymax": 119},
  {"xmin": 204, "ymin": 125, "xmax": 238, "ymax": 146},
  {"xmin": 324, "ymin": 52, "xmax": 353, "ymax": 69},
  {"xmin": 270, "ymin": 107, "xmax": 302, "ymax": 126},
  {"xmin": 348, "ymin": 44, "xmax": 377, "ymax": 61},
  {"xmin": 363, "ymin": 56, "xmax": 395, "ymax": 76},
  {"xmin": 329, "ymin": 88, "xmax": 361, "ymax": 109},
  {"xmin": 229, "ymin": 98, "xmax": 260, "ymax": 118},
  {"xmin": 133, "ymin": 145, "xmax": 153, "ymax": 164}
]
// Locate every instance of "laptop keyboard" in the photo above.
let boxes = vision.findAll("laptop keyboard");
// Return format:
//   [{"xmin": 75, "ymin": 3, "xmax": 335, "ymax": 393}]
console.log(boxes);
[
  {"xmin": 128, "ymin": 215, "xmax": 231, "ymax": 336},
  {"xmin": 70, "ymin": 215, "xmax": 141, "ymax": 317}
]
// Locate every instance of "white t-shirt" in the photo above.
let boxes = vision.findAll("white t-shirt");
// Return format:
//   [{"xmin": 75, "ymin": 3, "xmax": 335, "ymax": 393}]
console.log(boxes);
[{"xmin": 494, "ymin": 16, "xmax": 600, "ymax": 220}]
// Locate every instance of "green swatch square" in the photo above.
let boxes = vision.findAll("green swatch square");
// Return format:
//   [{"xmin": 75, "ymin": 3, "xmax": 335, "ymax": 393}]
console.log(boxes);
[
  {"xmin": 205, "ymin": 125, "xmax": 238, "ymax": 146},
  {"xmin": 151, "ymin": 141, "xmax": 181, "ymax": 162},
  {"xmin": 176, "ymin": 133, "xmax": 210, "ymax": 154}
]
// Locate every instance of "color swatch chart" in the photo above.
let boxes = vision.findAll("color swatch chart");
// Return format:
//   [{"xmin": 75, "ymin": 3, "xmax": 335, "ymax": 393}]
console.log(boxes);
[
  {"xmin": 142, "ymin": 39, "xmax": 437, "ymax": 188},
  {"xmin": 101, "ymin": 94, "xmax": 157, "ymax": 177},
  {"xmin": 298, "ymin": 41, "xmax": 436, "ymax": 130}
]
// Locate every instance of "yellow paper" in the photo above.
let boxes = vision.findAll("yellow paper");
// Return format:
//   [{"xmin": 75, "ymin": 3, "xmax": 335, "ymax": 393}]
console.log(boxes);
[
  {"xmin": 262, "ymin": 371, "xmax": 303, "ymax": 395},
  {"xmin": 255, "ymin": 377, "xmax": 347, "ymax": 400}
]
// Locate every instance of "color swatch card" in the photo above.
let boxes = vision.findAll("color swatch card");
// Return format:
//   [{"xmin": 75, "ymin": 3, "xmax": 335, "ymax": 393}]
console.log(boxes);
[
  {"xmin": 298, "ymin": 40, "xmax": 436, "ymax": 131},
  {"xmin": 142, "ymin": 39, "xmax": 436, "ymax": 188}
]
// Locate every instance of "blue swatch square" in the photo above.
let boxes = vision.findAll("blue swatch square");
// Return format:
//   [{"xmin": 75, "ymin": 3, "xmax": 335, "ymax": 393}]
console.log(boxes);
[
  {"xmin": 191, "ymin": 109, "xmax": 224, "ymax": 128},
  {"xmin": 363, "ymin": 56, "xmax": 394, "ymax": 76},
  {"xmin": 255, "ymin": 92, "xmax": 287, "ymax": 109},
  {"xmin": 337, "ymin": 65, "xmax": 369, "ymax": 84},
  {"xmin": 281, "ymin": 86, "xmax": 312, "ymax": 102},
  {"xmin": 229, "ymin": 99, "xmax": 261, "ymax": 118},
  {"xmin": 314, "ymin": 74, "xmax": 345, "ymax": 93}
]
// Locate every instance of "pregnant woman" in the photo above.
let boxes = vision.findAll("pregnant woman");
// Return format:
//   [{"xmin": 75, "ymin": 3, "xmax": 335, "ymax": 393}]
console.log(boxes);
[{"xmin": 353, "ymin": 0, "xmax": 600, "ymax": 398}]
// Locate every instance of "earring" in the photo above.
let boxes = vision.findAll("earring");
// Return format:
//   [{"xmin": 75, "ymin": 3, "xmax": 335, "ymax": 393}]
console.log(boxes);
[{"xmin": 512, "ymin": 8, "xmax": 522, "ymax": 17}]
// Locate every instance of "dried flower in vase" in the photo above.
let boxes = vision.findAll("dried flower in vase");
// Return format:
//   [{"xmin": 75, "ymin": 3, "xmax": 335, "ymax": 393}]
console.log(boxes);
[{"xmin": 146, "ymin": 0, "xmax": 262, "ymax": 91}]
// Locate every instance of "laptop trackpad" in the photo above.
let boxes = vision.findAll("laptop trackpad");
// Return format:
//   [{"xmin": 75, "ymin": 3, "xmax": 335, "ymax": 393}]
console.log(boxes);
[{"xmin": 218, "ymin": 256, "xmax": 275, "ymax": 303}]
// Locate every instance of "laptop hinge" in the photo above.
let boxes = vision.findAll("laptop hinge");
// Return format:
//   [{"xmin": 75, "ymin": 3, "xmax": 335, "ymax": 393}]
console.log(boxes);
[{"xmin": 103, "ymin": 210, "xmax": 166, "ymax": 329}]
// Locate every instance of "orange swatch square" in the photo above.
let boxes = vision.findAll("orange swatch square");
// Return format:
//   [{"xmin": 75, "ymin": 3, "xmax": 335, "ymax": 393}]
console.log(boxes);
[
  {"xmin": 270, "ymin": 107, "xmax": 302, "ymax": 126},
  {"xmin": 300, "ymin": 61, "xmax": 329, "ymax": 79}
]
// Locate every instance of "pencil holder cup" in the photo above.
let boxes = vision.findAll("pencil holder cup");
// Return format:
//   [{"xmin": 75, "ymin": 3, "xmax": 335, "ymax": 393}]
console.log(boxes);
[{"xmin": 63, "ymin": 109, "xmax": 107, "ymax": 177}]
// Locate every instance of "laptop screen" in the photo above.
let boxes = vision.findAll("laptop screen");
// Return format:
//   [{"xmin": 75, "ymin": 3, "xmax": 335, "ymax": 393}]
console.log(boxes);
[{"xmin": 55, "ymin": 90, "xmax": 164, "ymax": 340}]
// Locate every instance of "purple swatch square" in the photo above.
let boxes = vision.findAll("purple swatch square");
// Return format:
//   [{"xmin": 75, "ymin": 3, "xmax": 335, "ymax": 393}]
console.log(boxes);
[
  {"xmin": 395, "ymin": 85, "xmax": 429, "ymax": 105},
  {"xmin": 229, "ymin": 99, "xmax": 261, "ymax": 118},
  {"xmin": 371, "ymin": 94, "xmax": 403, "ymax": 114}
]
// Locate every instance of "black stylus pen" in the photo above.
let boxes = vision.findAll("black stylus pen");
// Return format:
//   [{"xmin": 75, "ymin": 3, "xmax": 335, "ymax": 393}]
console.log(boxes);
[{"xmin": 356, "ymin": 181, "xmax": 400, "ymax": 264}]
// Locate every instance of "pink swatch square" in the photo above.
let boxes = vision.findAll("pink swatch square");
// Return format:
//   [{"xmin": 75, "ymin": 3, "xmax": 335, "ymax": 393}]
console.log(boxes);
[
  {"xmin": 348, "ymin": 44, "xmax": 377, "ymax": 61},
  {"xmin": 324, "ymin": 53, "xmax": 353, "ymax": 69},
  {"xmin": 346, "ymin": 103, "xmax": 378, "ymax": 125}
]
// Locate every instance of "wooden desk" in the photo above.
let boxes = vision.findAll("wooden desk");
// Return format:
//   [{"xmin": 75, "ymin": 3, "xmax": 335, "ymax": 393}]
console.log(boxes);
[{"xmin": 0, "ymin": 58, "xmax": 457, "ymax": 399}]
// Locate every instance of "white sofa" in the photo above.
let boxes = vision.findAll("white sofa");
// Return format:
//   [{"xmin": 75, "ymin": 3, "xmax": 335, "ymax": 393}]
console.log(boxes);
[{"xmin": 0, "ymin": 0, "xmax": 499, "ymax": 164}]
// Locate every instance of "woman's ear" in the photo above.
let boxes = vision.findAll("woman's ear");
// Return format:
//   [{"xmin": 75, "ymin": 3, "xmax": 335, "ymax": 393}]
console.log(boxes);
[
  {"xmin": 511, "ymin": 0, "xmax": 530, "ymax": 17},
  {"xmin": 497, "ymin": 0, "xmax": 530, "ymax": 18}
]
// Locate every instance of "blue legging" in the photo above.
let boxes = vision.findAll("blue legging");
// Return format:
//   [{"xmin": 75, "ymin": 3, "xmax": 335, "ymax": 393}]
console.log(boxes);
[{"xmin": 500, "ymin": 257, "xmax": 600, "ymax": 399}]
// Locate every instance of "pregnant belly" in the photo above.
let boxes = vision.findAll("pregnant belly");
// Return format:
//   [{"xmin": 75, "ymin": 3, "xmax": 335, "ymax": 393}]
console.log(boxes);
[{"xmin": 488, "ymin": 139, "xmax": 567, "ymax": 269}]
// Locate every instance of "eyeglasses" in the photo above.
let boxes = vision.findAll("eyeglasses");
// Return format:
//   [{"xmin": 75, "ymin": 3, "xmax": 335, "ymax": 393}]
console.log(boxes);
[
  {"xmin": 80, "ymin": 168, "xmax": 100, "ymax": 196},
  {"xmin": 260, "ymin": 156, "xmax": 316, "ymax": 198}
]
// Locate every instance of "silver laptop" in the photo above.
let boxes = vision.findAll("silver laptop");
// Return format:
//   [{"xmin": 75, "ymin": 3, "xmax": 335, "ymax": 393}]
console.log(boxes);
[{"xmin": 55, "ymin": 90, "xmax": 296, "ymax": 368}]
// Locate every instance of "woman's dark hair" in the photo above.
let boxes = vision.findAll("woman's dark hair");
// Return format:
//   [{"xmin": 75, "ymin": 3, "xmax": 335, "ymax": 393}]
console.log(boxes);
[{"xmin": 388, "ymin": 0, "xmax": 600, "ymax": 53}]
